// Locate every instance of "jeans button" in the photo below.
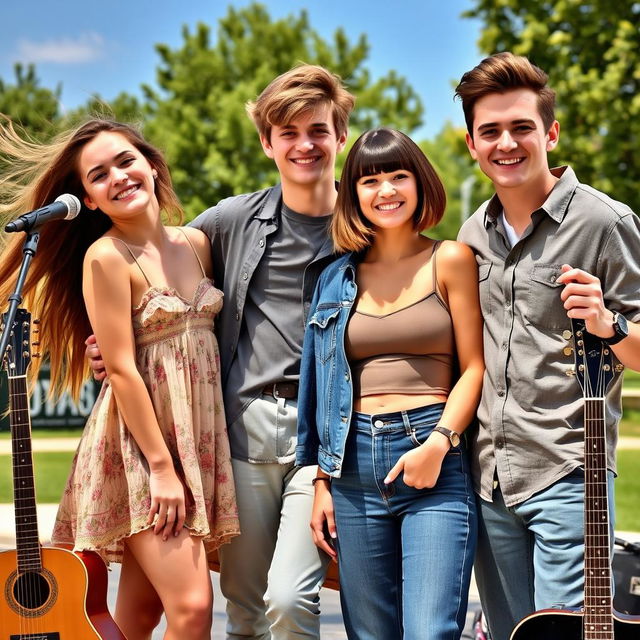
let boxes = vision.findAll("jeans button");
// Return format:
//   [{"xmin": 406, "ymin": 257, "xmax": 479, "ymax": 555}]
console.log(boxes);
[{"xmin": 374, "ymin": 419, "xmax": 384, "ymax": 428}]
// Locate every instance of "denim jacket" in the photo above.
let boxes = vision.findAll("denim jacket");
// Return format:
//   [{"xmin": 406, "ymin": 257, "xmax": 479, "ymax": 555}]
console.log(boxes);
[{"xmin": 296, "ymin": 251, "xmax": 362, "ymax": 477}]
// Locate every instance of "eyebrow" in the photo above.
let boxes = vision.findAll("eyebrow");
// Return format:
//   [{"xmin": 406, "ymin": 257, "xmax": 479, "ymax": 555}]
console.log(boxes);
[
  {"xmin": 477, "ymin": 118, "xmax": 537, "ymax": 133},
  {"xmin": 86, "ymin": 150, "xmax": 132, "ymax": 179}
]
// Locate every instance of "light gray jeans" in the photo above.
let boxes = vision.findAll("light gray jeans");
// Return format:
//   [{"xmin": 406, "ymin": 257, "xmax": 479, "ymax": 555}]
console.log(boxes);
[{"xmin": 219, "ymin": 396, "xmax": 329, "ymax": 640}]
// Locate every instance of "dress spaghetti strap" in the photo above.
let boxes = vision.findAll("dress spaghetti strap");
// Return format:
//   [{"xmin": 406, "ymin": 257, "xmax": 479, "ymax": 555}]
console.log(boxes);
[
  {"xmin": 103, "ymin": 236, "xmax": 153, "ymax": 288},
  {"xmin": 177, "ymin": 228, "xmax": 207, "ymax": 279}
]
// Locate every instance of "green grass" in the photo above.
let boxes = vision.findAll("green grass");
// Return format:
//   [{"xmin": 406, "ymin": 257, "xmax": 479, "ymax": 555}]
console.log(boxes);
[
  {"xmin": 616, "ymin": 449, "xmax": 640, "ymax": 532},
  {"xmin": 620, "ymin": 410, "xmax": 640, "ymax": 438},
  {"xmin": 0, "ymin": 428, "xmax": 83, "ymax": 440},
  {"xmin": 0, "ymin": 451, "xmax": 74, "ymax": 503},
  {"xmin": 624, "ymin": 369, "xmax": 640, "ymax": 389}
]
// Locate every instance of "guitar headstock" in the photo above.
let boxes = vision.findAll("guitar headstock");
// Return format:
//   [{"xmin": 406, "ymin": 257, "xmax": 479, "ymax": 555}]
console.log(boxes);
[
  {"xmin": 571, "ymin": 318, "xmax": 618, "ymax": 399},
  {"xmin": 1, "ymin": 309, "xmax": 33, "ymax": 378}
]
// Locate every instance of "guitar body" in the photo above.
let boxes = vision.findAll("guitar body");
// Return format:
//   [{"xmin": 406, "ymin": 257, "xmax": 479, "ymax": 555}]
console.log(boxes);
[
  {"xmin": 0, "ymin": 546, "xmax": 126, "ymax": 639},
  {"xmin": 510, "ymin": 607, "xmax": 640, "ymax": 639}
]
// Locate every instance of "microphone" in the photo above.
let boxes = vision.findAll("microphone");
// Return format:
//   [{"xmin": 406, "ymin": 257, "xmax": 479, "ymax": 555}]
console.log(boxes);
[{"xmin": 4, "ymin": 194, "xmax": 82, "ymax": 233}]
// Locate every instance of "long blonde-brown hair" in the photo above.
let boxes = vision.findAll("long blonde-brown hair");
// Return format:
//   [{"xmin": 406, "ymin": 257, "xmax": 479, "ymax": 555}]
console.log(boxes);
[{"xmin": 0, "ymin": 118, "xmax": 182, "ymax": 400}]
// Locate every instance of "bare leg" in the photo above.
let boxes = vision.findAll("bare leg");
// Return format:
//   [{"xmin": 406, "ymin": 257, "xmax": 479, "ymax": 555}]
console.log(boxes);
[
  {"xmin": 115, "ymin": 544, "xmax": 164, "ymax": 640},
  {"xmin": 119, "ymin": 528, "xmax": 213, "ymax": 640}
]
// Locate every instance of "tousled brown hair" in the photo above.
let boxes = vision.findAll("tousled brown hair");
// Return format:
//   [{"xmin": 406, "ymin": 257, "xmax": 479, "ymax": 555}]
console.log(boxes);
[
  {"xmin": 332, "ymin": 128, "xmax": 446, "ymax": 252},
  {"xmin": 0, "ymin": 118, "xmax": 182, "ymax": 399},
  {"xmin": 455, "ymin": 52, "xmax": 556, "ymax": 136},
  {"xmin": 246, "ymin": 64, "xmax": 355, "ymax": 141}
]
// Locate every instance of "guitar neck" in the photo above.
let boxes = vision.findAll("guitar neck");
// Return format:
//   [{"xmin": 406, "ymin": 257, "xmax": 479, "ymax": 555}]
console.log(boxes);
[
  {"xmin": 583, "ymin": 396, "xmax": 613, "ymax": 639},
  {"xmin": 7, "ymin": 373, "xmax": 42, "ymax": 573}
]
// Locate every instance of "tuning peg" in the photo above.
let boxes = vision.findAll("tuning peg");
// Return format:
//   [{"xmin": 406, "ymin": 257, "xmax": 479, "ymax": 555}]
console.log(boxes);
[
  {"xmin": 563, "ymin": 347, "xmax": 573, "ymax": 357},
  {"xmin": 615, "ymin": 364, "xmax": 624, "ymax": 373},
  {"xmin": 565, "ymin": 368, "xmax": 576, "ymax": 377},
  {"xmin": 562, "ymin": 330, "xmax": 572, "ymax": 340}
]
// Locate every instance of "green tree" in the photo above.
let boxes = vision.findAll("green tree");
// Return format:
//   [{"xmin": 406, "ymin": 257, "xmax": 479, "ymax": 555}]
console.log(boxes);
[
  {"xmin": 465, "ymin": 0, "xmax": 640, "ymax": 212},
  {"xmin": 143, "ymin": 2, "xmax": 424, "ymax": 218},
  {"xmin": 421, "ymin": 123, "xmax": 494, "ymax": 240},
  {"xmin": 0, "ymin": 64, "xmax": 61, "ymax": 139}
]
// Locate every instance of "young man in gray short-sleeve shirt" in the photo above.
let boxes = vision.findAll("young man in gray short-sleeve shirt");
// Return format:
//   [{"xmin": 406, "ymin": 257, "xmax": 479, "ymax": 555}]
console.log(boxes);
[
  {"xmin": 190, "ymin": 65, "xmax": 353, "ymax": 640},
  {"xmin": 455, "ymin": 52, "xmax": 640, "ymax": 640}
]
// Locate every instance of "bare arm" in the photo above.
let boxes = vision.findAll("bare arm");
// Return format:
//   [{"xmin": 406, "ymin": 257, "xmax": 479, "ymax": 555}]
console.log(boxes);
[
  {"xmin": 83, "ymin": 239, "xmax": 186, "ymax": 539},
  {"xmin": 386, "ymin": 242, "xmax": 484, "ymax": 488}
]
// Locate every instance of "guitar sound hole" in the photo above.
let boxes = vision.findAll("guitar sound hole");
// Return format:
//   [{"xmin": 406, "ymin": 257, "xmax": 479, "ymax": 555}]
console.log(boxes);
[{"xmin": 12, "ymin": 571, "xmax": 51, "ymax": 609}]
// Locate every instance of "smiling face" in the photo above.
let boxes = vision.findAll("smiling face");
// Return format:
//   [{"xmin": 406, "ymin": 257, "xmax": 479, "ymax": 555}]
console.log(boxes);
[
  {"xmin": 466, "ymin": 88, "xmax": 559, "ymax": 192},
  {"xmin": 260, "ymin": 103, "xmax": 347, "ymax": 190},
  {"xmin": 356, "ymin": 169, "xmax": 419, "ymax": 232},
  {"xmin": 79, "ymin": 131, "xmax": 159, "ymax": 219}
]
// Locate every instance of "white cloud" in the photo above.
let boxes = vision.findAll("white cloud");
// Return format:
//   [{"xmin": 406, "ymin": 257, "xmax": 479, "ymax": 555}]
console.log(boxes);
[{"xmin": 15, "ymin": 32, "xmax": 106, "ymax": 64}]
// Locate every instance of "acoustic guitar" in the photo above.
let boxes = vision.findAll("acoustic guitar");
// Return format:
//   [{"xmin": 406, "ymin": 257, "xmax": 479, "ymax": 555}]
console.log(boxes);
[
  {"xmin": 0, "ymin": 308, "xmax": 126, "ymax": 639},
  {"xmin": 510, "ymin": 319, "xmax": 640, "ymax": 639}
]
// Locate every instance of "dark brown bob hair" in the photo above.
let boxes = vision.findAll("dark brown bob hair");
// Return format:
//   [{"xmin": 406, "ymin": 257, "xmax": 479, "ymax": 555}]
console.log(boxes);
[{"xmin": 332, "ymin": 128, "xmax": 446, "ymax": 252}]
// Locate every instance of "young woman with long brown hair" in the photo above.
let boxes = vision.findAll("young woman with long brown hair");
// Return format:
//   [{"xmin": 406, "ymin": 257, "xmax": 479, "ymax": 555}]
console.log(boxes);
[{"xmin": 0, "ymin": 118, "xmax": 239, "ymax": 639}]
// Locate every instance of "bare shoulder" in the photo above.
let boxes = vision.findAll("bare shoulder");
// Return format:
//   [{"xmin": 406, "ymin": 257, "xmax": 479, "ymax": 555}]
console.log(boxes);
[
  {"xmin": 177, "ymin": 225, "xmax": 213, "ymax": 274},
  {"xmin": 436, "ymin": 240, "xmax": 477, "ymax": 271},
  {"xmin": 83, "ymin": 236, "xmax": 131, "ymax": 270},
  {"xmin": 179, "ymin": 225, "xmax": 209, "ymax": 247}
]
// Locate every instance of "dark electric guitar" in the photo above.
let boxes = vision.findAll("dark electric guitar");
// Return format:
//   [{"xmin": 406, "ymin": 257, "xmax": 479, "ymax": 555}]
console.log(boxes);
[
  {"xmin": 0, "ymin": 309, "xmax": 126, "ymax": 639},
  {"xmin": 510, "ymin": 319, "xmax": 640, "ymax": 639}
]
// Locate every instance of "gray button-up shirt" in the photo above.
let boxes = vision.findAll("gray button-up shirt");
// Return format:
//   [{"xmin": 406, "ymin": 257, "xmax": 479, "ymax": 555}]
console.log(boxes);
[
  {"xmin": 458, "ymin": 166, "xmax": 640, "ymax": 506},
  {"xmin": 191, "ymin": 185, "xmax": 335, "ymax": 459}
]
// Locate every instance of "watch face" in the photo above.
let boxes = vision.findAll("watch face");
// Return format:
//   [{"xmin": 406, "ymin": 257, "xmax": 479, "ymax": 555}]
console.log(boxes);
[
  {"xmin": 450, "ymin": 432, "xmax": 461, "ymax": 448},
  {"xmin": 616, "ymin": 313, "xmax": 629, "ymax": 337}
]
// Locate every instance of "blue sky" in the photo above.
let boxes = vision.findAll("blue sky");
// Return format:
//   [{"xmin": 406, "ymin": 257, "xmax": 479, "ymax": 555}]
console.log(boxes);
[{"xmin": 0, "ymin": 0, "xmax": 483, "ymax": 139}]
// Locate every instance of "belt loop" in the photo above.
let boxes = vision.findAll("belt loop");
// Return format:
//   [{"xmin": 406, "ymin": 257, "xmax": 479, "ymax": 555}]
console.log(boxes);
[{"xmin": 401, "ymin": 411, "xmax": 412, "ymax": 437}]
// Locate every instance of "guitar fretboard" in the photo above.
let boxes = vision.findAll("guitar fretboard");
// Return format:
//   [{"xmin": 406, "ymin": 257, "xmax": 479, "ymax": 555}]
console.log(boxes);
[
  {"xmin": 8, "ymin": 373, "xmax": 42, "ymax": 573},
  {"xmin": 583, "ymin": 396, "xmax": 613, "ymax": 640}
]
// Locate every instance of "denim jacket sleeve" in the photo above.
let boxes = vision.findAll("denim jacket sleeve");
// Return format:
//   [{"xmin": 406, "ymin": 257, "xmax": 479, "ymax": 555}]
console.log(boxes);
[{"xmin": 296, "ymin": 274, "xmax": 324, "ymax": 466}]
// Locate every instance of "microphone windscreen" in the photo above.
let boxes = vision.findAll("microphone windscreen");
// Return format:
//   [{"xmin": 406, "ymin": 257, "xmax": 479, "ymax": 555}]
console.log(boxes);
[{"xmin": 55, "ymin": 193, "xmax": 82, "ymax": 219}]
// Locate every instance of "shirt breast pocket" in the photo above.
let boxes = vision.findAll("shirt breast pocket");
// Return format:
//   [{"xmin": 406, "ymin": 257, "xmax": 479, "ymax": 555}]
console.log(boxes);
[
  {"xmin": 308, "ymin": 305, "xmax": 341, "ymax": 364},
  {"xmin": 525, "ymin": 264, "xmax": 569, "ymax": 330}
]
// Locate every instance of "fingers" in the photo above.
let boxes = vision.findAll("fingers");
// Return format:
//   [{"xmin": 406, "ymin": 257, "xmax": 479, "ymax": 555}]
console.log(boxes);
[
  {"xmin": 384, "ymin": 457, "xmax": 404, "ymax": 485},
  {"xmin": 85, "ymin": 335, "xmax": 107, "ymax": 380},
  {"xmin": 310, "ymin": 518, "xmax": 337, "ymax": 559}
]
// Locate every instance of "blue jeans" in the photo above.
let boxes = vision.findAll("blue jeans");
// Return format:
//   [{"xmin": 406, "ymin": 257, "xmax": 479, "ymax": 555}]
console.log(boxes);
[
  {"xmin": 331, "ymin": 403, "xmax": 477, "ymax": 640},
  {"xmin": 474, "ymin": 469, "xmax": 616, "ymax": 640}
]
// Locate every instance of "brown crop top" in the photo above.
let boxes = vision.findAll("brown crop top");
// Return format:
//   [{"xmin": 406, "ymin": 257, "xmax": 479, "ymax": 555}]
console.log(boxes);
[{"xmin": 345, "ymin": 243, "xmax": 455, "ymax": 397}]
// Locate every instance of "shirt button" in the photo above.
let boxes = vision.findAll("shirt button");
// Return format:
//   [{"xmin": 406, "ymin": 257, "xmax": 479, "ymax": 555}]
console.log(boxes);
[
  {"xmin": 497, "ymin": 390, "xmax": 505, "ymax": 397},
  {"xmin": 259, "ymin": 239, "xmax": 265, "ymax": 247},
  {"xmin": 344, "ymin": 372, "xmax": 350, "ymax": 381},
  {"xmin": 235, "ymin": 312, "xmax": 240, "ymax": 321},
  {"xmin": 374, "ymin": 420, "xmax": 384, "ymax": 428},
  {"xmin": 496, "ymin": 440, "xmax": 504, "ymax": 449},
  {"xmin": 242, "ymin": 272, "xmax": 248, "ymax": 280}
]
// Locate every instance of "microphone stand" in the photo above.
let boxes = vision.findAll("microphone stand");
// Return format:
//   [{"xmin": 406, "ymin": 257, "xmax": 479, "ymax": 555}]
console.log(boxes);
[{"xmin": 0, "ymin": 230, "xmax": 39, "ymax": 362}]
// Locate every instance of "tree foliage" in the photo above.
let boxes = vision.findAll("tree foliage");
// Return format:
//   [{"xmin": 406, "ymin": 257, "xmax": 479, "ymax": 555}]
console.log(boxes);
[
  {"xmin": 0, "ymin": 64, "xmax": 61, "ymax": 140},
  {"xmin": 465, "ymin": 0, "xmax": 640, "ymax": 212},
  {"xmin": 142, "ymin": 2, "xmax": 424, "ymax": 218}
]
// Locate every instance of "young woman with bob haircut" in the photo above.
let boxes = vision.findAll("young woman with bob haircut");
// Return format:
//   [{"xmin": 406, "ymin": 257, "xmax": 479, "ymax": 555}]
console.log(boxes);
[
  {"xmin": 297, "ymin": 127, "xmax": 484, "ymax": 639},
  {"xmin": 0, "ymin": 118, "xmax": 239, "ymax": 639}
]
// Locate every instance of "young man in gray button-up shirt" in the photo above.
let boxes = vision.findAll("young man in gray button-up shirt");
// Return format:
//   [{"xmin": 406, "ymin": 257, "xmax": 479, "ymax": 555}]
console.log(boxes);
[
  {"xmin": 190, "ymin": 66, "xmax": 353, "ymax": 640},
  {"xmin": 455, "ymin": 52, "xmax": 640, "ymax": 640}
]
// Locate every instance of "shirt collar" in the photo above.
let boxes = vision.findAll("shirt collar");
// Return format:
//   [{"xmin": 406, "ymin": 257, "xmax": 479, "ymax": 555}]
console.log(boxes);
[{"xmin": 483, "ymin": 166, "xmax": 578, "ymax": 228}]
